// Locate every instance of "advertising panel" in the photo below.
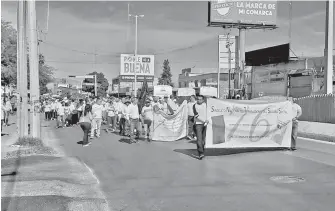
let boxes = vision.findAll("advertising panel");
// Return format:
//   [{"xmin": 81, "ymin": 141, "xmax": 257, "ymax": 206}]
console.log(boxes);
[
  {"xmin": 177, "ymin": 88, "xmax": 196, "ymax": 96},
  {"xmin": 119, "ymin": 75, "xmax": 154, "ymax": 82},
  {"xmin": 206, "ymin": 98, "xmax": 293, "ymax": 148},
  {"xmin": 120, "ymin": 54, "xmax": 155, "ymax": 76},
  {"xmin": 200, "ymin": 86, "xmax": 217, "ymax": 97},
  {"xmin": 219, "ymin": 35, "xmax": 236, "ymax": 69},
  {"xmin": 209, "ymin": 1, "xmax": 277, "ymax": 26},
  {"xmin": 154, "ymin": 85, "xmax": 172, "ymax": 97}
]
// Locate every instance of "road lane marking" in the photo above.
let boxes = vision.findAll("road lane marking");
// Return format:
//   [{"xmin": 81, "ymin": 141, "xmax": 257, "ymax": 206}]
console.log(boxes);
[{"xmin": 281, "ymin": 151, "xmax": 335, "ymax": 167}]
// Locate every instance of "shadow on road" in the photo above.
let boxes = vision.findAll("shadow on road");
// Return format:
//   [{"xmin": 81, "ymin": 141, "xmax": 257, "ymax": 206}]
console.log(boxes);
[{"xmin": 174, "ymin": 147, "xmax": 288, "ymax": 159}]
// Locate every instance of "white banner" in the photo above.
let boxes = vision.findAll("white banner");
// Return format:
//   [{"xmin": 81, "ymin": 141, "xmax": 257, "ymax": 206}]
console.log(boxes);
[
  {"xmin": 177, "ymin": 88, "xmax": 195, "ymax": 96},
  {"xmin": 200, "ymin": 86, "xmax": 217, "ymax": 97},
  {"xmin": 152, "ymin": 100, "xmax": 188, "ymax": 141},
  {"xmin": 120, "ymin": 54, "xmax": 155, "ymax": 76},
  {"xmin": 206, "ymin": 98, "xmax": 293, "ymax": 148},
  {"xmin": 154, "ymin": 85, "xmax": 172, "ymax": 97}
]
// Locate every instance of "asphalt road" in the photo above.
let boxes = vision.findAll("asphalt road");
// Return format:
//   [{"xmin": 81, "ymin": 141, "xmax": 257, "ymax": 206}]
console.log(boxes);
[{"xmin": 53, "ymin": 122, "xmax": 335, "ymax": 211}]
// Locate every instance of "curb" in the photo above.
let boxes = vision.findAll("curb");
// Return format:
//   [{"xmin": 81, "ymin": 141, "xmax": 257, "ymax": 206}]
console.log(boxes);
[{"xmin": 298, "ymin": 132, "xmax": 335, "ymax": 143}]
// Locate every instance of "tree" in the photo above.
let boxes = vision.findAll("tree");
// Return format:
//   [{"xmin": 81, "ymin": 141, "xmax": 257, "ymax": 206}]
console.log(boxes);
[
  {"xmin": 1, "ymin": 19, "xmax": 55, "ymax": 94},
  {"xmin": 82, "ymin": 71, "xmax": 109, "ymax": 97},
  {"xmin": 1, "ymin": 20, "xmax": 17, "ymax": 86},
  {"xmin": 158, "ymin": 59, "xmax": 173, "ymax": 87}
]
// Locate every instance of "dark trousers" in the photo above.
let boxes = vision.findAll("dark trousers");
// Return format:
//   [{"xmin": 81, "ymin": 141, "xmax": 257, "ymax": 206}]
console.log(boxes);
[
  {"xmin": 80, "ymin": 122, "xmax": 91, "ymax": 145},
  {"xmin": 291, "ymin": 120, "xmax": 298, "ymax": 149},
  {"xmin": 188, "ymin": 116, "xmax": 195, "ymax": 137},
  {"xmin": 119, "ymin": 117, "xmax": 126, "ymax": 135},
  {"xmin": 72, "ymin": 113, "xmax": 79, "ymax": 125},
  {"xmin": 45, "ymin": 112, "xmax": 51, "ymax": 120},
  {"xmin": 195, "ymin": 124, "xmax": 207, "ymax": 156}
]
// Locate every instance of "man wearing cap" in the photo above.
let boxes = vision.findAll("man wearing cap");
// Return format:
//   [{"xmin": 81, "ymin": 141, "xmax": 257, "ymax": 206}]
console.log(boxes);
[
  {"xmin": 141, "ymin": 98, "xmax": 154, "ymax": 141},
  {"xmin": 128, "ymin": 97, "xmax": 141, "ymax": 143}
]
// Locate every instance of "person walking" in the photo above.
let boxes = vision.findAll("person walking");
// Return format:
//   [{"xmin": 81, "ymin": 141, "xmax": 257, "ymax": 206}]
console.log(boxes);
[
  {"xmin": 56, "ymin": 102, "xmax": 65, "ymax": 128},
  {"xmin": 187, "ymin": 95, "xmax": 196, "ymax": 140},
  {"xmin": 193, "ymin": 95, "xmax": 208, "ymax": 160},
  {"xmin": 3, "ymin": 97, "xmax": 12, "ymax": 126},
  {"xmin": 44, "ymin": 101, "xmax": 51, "ymax": 121},
  {"xmin": 128, "ymin": 97, "xmax": 141, "ymax": 143},
  {"xmin": 91, "ymin": 99, "xmax": 103, "ymax": 139},
  {"xmin": 79, "ymin": 104, "xmax": 93, "ymax": 147},
  {"xmin": 118, "ymin": 98, "xmax": 127, "ymax": 136},
  {"xmin": 290, "ymin": 99, "xmax": 302, "ymax": 151},
  {"xmin": 106, "ymin": 99, "xmax": 116, "ymax": 132},
  {"xmin": 141, "ymin": 98, "xmax": 154, "ymax": 141}
]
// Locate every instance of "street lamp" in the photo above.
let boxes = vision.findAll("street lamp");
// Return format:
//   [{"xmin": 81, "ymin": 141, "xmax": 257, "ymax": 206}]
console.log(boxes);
[{"xmin": 129, "ymin": 14, "xmax": 144, "ymax": 97}]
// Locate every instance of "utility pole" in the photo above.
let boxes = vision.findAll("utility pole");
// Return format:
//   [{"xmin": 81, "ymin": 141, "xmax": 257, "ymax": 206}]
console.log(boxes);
[
  {"xmin": 227, "ymin": 39, "xmax": 232, "ymax": 99},
  {"xmin": 94, "ymin": 74, "xmax": 97, "ymax": 96},
  {"xmin": 324, "ymin": 0, "xmax": 333, "ymax": 94},
  {"xmin": 239, "ymin": 28, "xmax": 246, "ymax": 89},
  {"xmin": 17, "ymin": 0, "xmax": 29, "ymax": 137},
  {"xmin": 27, "ymin": 0, "xmax": 40, "ymax": 138},
  {"xmin": 129, "ymin": 14, "xmax": 144, "ymax": 97}
]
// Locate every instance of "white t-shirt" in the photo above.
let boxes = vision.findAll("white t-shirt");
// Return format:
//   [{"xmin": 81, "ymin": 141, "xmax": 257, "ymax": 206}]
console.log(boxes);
[
  {"xmin": 107, "ymin": 103, "xmax": 115, "ymax": 117},
  {"xmin": 142, "ymin": 105, "xmax": 153, "ymax": 121},
  {"xmin": 57, "ymin": 106, "xmax": 65, "ymax": 115},
  {"xmin": 44, "ymin": 104, "xmax": 51, "ymax": 112},
  {"xmin": 127, "ymin": 103, "xmax": 140, "ymax": 119},
  {"xmin": 92, "ymin": 104, "xmax": 103, "ymax": 119},
  {"xmin": 194, "ymin": 103, "xmax": 207, "ymax": 124}
]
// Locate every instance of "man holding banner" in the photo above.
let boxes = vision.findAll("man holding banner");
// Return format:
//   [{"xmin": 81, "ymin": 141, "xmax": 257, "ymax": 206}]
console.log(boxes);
[{"xmin": 193, "ymin": 95, "xmax": 208, "ymax": 160}]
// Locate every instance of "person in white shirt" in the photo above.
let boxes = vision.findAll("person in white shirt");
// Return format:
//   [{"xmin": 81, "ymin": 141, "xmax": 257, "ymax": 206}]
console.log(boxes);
[
  {"xmin": 91, "ymin": 99, "xmax": 103, "ymax": 138},
  {"xmin": 118, "ymin": 98, "xmax": 128, "ymax": 136},
  {"xmin": 290, "ymin": 99, "xmax": 302, "ymax": 151},
  {"xmin": 3, "ymin": 97, "xmax": 12, "ymax": 126},
  {"xmin": 193, "ymin": 95, "xmax": 208, "ymax": 160},
  {"xmin": 51, "ymin": 100, "xmax": 57, "ymax": 120},
  {"xmin": 128, "ymin": 97, "xmax": 140, "ymax": 143},
  {"xmin": 106, "ymin": 99, "xmax": 116, "ymax": 132},
  {"xmin": 141, "ymin": 99, "xmax": 154, "ymax": 141},
  {"xmin": 56, "ymin": 102, "xmax": 65, "ymax": 128},
  {"xmin": 187, "ymin": 95, "xmax": 196, "ymax": 140},
  {"xmin": 44, "ymin": 101, "xmax": 51, "ymax": 121}
]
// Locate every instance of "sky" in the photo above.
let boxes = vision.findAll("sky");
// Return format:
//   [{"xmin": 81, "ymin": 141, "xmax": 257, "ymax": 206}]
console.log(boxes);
[{"xmin": 1, "ymin": 1, "xmax": 333, "ymax": 84}]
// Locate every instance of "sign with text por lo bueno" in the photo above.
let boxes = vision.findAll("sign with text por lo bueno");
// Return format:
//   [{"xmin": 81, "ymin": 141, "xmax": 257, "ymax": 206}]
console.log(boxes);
[
  {"xmin": 209, "ymin": 1, "xmax": 277, "ymax": 26},
  {"xmin": 206, "ymin": 98, "xmax": 293, "ymax": 148},
  {"xmin": 120, "ymin": 54, "xmax": 155, "ymax": 76}
]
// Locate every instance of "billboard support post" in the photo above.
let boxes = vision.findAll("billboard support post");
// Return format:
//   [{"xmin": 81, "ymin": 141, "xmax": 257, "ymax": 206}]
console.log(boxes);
[
  {"xmin": 217, "ymin": 36, "xmax": 220, "ymax": 98},
  {"xmin": 134, "ymin": 15, "xmax": 137, "ymax": 97}
]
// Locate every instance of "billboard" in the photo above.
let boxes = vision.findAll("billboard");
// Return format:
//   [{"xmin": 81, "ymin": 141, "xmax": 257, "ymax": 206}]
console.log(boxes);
[
  {"xmin": 119, "ymin": 75, "xmax": 154, "ymax": 82},
  {"xmin": 120, "ymin": 54, "xmax": 155, "ymax": 76},
  {"xmin": 245, "ymin": 43, "xmax": 290, "ymax": 66},
  {"xmin": 219, "ymin": 35, "xmax": 236, "ymax": 69},
  {"xmin": 208, "ymin": 1, "xmax": 277, "ymax": 27}
]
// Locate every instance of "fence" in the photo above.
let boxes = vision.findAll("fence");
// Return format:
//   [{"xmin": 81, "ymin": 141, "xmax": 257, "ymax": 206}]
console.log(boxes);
[{"xmin": 293, "ymin": 94, "xmax": 335, "ymax": 124}]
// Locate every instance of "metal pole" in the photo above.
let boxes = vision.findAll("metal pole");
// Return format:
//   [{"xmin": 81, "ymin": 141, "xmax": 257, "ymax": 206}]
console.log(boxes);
[
  {"xmin": 17, "ymin": 0, "xmax": 23, "ymax": 136},
  {"xmin": 324, "ymin": 0, "xmax": 333, "ymax": 94},
  {"xmin": 134, "ymin": 16, "xmax": 138, "ymax": 97},
  {"xmin": 94, "ymin": 74, "xmax": 97, "ymax": 96},
  {"xmin": 22, "ymin": 1, "xmax": 29, "ymax": 136},
  {"xmin": 228, "ymin": 46, "xmax": 232, "ymax": 99},
  {"xmin": 27, "ymin": 0, "xmax": 40, "ymax": 138},
  {"xmin": 239, "ymin": 28, "xmax": 246, "ymax": 89},
  {"xmin": 217, "ymin": 35, "xmax": 220, "ymax": 98}
]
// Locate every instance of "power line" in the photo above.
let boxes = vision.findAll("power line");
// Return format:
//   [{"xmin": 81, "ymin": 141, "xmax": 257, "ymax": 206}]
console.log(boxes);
[{"xmin": 45, "ymin": 59, "xmax": 218, "ymax": 65}]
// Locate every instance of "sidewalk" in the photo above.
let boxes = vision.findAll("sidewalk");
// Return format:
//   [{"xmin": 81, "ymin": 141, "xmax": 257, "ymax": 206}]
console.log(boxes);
[
  {"xmin": 298, "ymin": 121, "xmax": 335, "ymax": 142},
  {"xmin": 1, "ymin": 116, "xmax": 110, "ymax": 211}
]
